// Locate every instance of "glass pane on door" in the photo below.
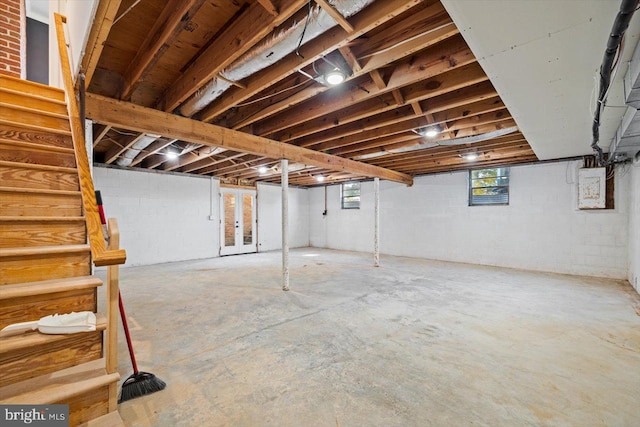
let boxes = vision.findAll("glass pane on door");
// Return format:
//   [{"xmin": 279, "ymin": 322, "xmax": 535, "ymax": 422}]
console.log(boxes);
[
  {"xmin": 242, "ymin": 193, "xmax": 253, "ymax": 245},
  {"xmin": 224, "ymin": 193, "xmax": 236, "ymax": 247}
]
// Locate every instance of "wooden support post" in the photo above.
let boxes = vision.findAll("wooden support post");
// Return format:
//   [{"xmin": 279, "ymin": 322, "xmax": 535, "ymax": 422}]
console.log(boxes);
[
  {"xmin": 282, "ymin": 159, "xmax": 290, "ymax": 291},
  {"xmin": 374, "ymin": 177, "xmax": 380, "ymax": 267}
]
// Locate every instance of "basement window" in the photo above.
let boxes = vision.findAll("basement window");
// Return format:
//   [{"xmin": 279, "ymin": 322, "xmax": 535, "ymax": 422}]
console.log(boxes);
[
  {"xmin": 341, "ymin": 182, "xmax": 361, "ymax": 209},
  {"xmin": 469, "ymin": 167, "xmax": 510, "ymax": 206}
]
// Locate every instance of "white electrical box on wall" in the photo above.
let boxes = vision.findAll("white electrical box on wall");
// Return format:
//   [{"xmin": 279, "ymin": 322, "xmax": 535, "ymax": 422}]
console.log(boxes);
[{"xmin": 578, "ymin": 168, "xmax": 606, "ymax": 209}]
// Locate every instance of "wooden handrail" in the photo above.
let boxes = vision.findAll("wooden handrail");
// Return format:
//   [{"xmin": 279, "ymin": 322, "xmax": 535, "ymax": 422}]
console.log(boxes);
[
  {"xmin": 105, "ymin": 218, "xmax": 120, "ymax": 412},
  {"xmin": 54, "ymin": 13, "xmax": 126, "ymax": 267}
]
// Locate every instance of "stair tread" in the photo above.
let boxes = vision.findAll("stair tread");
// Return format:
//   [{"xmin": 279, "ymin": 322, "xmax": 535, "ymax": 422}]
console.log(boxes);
[
  {"xmin": 0, "ymin": 244, "xmax": 91, "ymax": 258},
  {"xmin": 0, "ymin": 76, "xmax": 65, "ymax": 104},
  {"xmin": 0, "ymin": 216, "xmax": 85, "ymax": 222},
  {"xmin": 0, "ymin": 159, "xmax": 77, "ymax": 173},
  {"xmin": 0, "ymin": 87, "xmax": 67, "ymax": 106},
  {"xmin": 0, "ymin": 358, "xmax": 119, "ymax": 403},
  {"xmin": 0, "ymin": 138, "xmax": 75, "ymax": 154},
  {"xmin": 0, "ymin": 314, "xmax": 107, "ymax": 353},
  {"xmin": 78, "ymin": 411, "xmax": 125, "ymax": 427},
  {"xmin": 0, "ymin": 186, "xmax": 81, "ymax": 196},
  {"xmin": 0, "ymin": 275, "xmax": 103, "ymax": 300},
  {"xmin": 0, "ymin": 101, "xmax": 68, "ymax": 119}
]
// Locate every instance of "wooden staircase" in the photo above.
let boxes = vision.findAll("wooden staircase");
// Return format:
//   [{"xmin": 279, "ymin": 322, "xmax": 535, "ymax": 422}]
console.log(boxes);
[{"xmin": 0, "ymin": 73, "xmax": 125, "ymax": 425}]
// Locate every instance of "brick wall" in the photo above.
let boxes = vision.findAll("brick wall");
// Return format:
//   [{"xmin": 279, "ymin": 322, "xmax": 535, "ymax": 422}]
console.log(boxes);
[{"xmin": 0, "ymin": 0, "xmax": 23, "ymax": 77}]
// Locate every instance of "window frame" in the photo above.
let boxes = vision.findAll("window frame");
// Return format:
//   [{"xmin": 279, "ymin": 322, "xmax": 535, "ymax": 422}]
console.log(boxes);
[
  {"xmin": 341, "ymin": 182, "xmax": 361, "ymax": 209},
  {"xmin": 468, "ymin": 167, "xmax": 510, "ymax": 206}
]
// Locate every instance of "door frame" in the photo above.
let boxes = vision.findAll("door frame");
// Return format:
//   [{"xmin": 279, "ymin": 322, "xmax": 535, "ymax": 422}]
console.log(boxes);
[{"xmin": 219, "ymin": 187, "xmax": 257, "ymax": 256}]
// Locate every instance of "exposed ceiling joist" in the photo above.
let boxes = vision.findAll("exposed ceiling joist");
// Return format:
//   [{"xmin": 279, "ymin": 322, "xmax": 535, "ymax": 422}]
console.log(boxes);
[
  {"xmin": 314, "ymin": 0, "xmax": 354, "ymax": 33},
  {"xmin": 86, "ymin": 93, "xmax": 413, "ymax": 185},
  {"xmin": 228, "ymin": 12, "xmax": 458, "ymax": 130},
  {"xmin": 197, "ymin": 0, "xmax": 428, "ymax": 122},
  {"xmin": 119, "ymin": 0, "xmax": 207, "ymax": 99},
  {"xmin": 80, "ymin": 0, "xmax": 122, "ymax": 85},
  {"xmin": 160, "ymin": 0, "xmax": 309, "ymax": 112}
]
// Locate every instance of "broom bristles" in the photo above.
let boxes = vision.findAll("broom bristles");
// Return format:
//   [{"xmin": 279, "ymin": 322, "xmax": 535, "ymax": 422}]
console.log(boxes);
[{"xmin": 118, "ymin": 371, "xmax": 166, "ymax": 403}]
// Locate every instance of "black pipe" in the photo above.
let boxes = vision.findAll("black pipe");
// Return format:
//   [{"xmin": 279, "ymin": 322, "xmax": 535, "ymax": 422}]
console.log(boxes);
[{"xmin": 592, "ymin": 0, "xmax": 638, "ymax": 166}]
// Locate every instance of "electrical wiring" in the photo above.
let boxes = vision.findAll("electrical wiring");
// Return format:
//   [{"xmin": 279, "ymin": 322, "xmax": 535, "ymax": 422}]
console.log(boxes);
[
  {"xmin": 591, "ymin": 0, "xmax": 638, "ymax": 167},
  {"xmin": 295, "ymin": 0, "xmax": 313, "ymax": 58}
]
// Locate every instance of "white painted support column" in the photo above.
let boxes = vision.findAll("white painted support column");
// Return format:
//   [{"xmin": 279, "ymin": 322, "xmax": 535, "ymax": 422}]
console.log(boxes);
[
  {"xmin": 374, "ymin": 177, "xmax": 380, "ymax": 267},
  {"xmin": 281, "ymin": 159, "xmax": 290, "ymax": 291}
]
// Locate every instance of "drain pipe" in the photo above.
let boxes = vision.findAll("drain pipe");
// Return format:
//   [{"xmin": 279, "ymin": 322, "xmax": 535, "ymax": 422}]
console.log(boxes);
[{"xmin": 591, "ymin": 0, "xmax": 638, "ymax": 166}]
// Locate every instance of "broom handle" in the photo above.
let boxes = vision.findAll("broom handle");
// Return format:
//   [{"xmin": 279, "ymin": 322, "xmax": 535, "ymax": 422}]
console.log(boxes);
[{"xmin": 118, "ymin": 292, "xmax": 140, "ymax": 374}]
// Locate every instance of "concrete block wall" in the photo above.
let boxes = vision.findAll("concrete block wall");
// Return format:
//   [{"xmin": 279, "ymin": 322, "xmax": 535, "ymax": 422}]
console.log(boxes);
[
  {"xmin": 309, "ymin": 161, "xmax": 631, "ymax": 279},
  {"xmin": 94, "ymin": 167, "xmax": 220, "ymax": 266},
  {"xmin": 257, "ymin": 183, "xmax": 310, "ymax": 252},
  {"xmin": 629, "ymin": 161, "xmax": 640, "ymax": 291},
  {"xmin": 93, "ymin": 168, "xmax": 310, "ymax": 266},
  {"xmin": 0, "ymin": 0, "xmax": 23, "ymax": 78}
]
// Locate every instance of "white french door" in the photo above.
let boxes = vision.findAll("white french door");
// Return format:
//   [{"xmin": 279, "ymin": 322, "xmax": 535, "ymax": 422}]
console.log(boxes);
[{"xmin": 220, "ymin": 188, "xmax": 257, "ymax": 256}]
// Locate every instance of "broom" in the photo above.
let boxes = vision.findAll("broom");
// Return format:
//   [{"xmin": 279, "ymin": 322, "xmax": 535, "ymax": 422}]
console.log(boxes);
[
  {"xmin": 117, "ymin": 292, "xmax": 166, "ymax": 402},
  {"xmin": 94, "ymin": 191, "xmax": 166, "ymax": 402}
]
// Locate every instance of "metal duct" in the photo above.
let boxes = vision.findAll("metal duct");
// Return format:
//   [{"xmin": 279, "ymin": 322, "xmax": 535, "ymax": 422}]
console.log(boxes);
[
  {"xmin": 116, "ymin": 134, "xmax": 160, "ymax": 166},
  {"xmin": 179, "ymin": 0, "xmax": 374, "ymax": 117},
  {"xmin": 353, "ymin": 127, "xmax": 519, "ymax": 160}
]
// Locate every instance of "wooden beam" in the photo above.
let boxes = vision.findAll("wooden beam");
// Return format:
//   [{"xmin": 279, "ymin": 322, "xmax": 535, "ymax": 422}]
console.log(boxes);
[
  {"xmin": 314, "ymin": 0, "xmax": 354, "ymax": 33},
  {"xmin": 81, "ymin": 0, "xmax": 122, "ymax": 85},
  {"xmin": 280, "ymin": 80, "xmax": 497, "ymax": 143},
  {"xmin": 300, "ymin": 96, "xmax": 505, "ymax": 150},
  {"xmin": 391, "ymin": 89, "xmax": 404, "ymax": 106},
  {"xmin": 259, "ymin": 59, "xmax": 484, "ymax": 139},
  {"xmin": 226, "ymin": 18, "xmax": 458, "ymax": 133},
  {"xmin": 257, "ymin": 0, "xmax": 279, "ymax": 16},
  {"xmin": 104, "ymin": 132, "xmax": 147, "ymax": 164},
  {"xmin": 160, "ymin": 0, "xmax": 308, "ymax": 112},
  {"xmin": 370, "ymin": 69, "xmax": 387, "ymax": 90},
  {"xmin": 411, "ymin": 101, "xmax": 423, "ymax": 116},
  {"xmin": 198, "ymin": 0, "xmax": 428, "ymax": 122},
  {"xmin": 119, "ymin": 0, "xmax": 206, "ymax": 100},
  {"xmin": 92, "ymin": 124, "xmax": 111, "ymax": 147},
  {"xmin": 338, "ymin": 46, "xmax": 362, "ymax": 72},
  {"xmin": 129, "ymin": 138, "xmax": 177, "ymax": 166},
  {"xmin": 86, "ymin": 93, "xmax": 413, "ymax": 185}
]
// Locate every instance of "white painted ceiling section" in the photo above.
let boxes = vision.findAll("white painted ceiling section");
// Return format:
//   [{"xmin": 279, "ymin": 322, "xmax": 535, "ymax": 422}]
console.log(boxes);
[{"xmin": 442, "ymin": 0, "xmax": 640, "ymax": 160}]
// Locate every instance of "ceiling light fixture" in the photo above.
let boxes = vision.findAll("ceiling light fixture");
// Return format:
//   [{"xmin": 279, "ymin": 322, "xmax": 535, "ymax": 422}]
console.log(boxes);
[
  {"xmin": 325, "ymin": 68, "xmax": 346, "ymax": 85},
  {"xmin": 258, "ymin": 166, "xmax": 269, "ymax": 174},
  {"xmin": 420, "ymin": 124, "xmax": 442, "ymax": 138},
  {"xmin": 316, "ymin": 175, "xmax": 326, "ymax": 182},
  {"xmin": 461, "ymin": 153, "xmax": 479, "ymax": 161},
  {"xmin": 165, "ymin": 150, "xmax": 178, "ymax": 159}
]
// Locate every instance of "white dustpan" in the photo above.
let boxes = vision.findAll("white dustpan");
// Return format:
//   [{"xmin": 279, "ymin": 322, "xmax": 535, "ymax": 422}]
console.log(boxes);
[{"xmin": 0, "ymin": 311, "xmax": 97, "ymax": 337}]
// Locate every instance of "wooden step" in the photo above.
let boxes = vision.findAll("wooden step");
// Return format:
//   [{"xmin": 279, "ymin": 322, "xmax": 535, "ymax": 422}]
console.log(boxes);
[
  {"xmin": 0, "ymin": 139, "xmax": 77, "ymax": 167},
  {"xmin": 78, "ymin": 411, "xmax": 125, "ymax": 427},
  {"xmin": 0, "ymin": 160, "xmax": 79, "ymax": 191},
  {"xmin": 0, "ymin": 314, "xmax": 106, "ymax": 385},
  {"xmin": 0, "ymin": 275, "xmax": 102, "ymax": 329},
  {"xmin": 0, "ymin": 104, "xmax": 72, "ymax": 135},
  {"xmin": 0, "ymin": 86, "xmax": 68, "ymax": 117},
  {"xmin": 0, "ymin": 216, "xmax": 86, "ymax": 248},
  {"xmin": 0, "ymin": 186, "xmax": 82, "ymax": 216},
  {"xmin": 0, "ymin": 358, "xmax": 119, "ymax": 426},
  {"xmin": 0, "ymin": 245, "xmax": 91, "ymax": 285},
  {"xmin": 0, "ymin": 74, "xmax": 66, "ymax": 102},
  {"xmin": 0, "ymin": 123, "xmax": 74, "ymax": 149}
]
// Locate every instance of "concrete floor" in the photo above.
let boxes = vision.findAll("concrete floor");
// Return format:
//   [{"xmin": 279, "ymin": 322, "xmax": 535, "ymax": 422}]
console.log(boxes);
[{"xmin": 98, "ymin": 248, "xmax": 640, "ymax": 427}]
